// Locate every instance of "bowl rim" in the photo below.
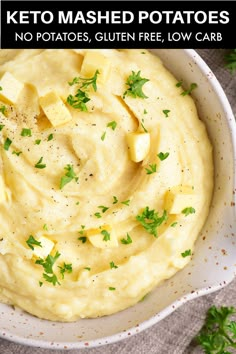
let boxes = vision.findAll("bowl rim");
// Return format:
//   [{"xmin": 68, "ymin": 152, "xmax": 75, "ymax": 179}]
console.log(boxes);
[{"xmin": 1, "ymin": 48, "xmax": 236, "ymax": 350}]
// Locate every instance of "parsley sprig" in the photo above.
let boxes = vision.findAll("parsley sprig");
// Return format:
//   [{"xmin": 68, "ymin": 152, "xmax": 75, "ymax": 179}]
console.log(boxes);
[
  {"xmin": 26, "ymin": 235, "xmax": 42, "ymax": 251},
  {"xmin": 136, "ymin": 207, "xmax": 168, "ymax": 237},
  {"xmin": 60, "ymin": 164, "xmax": 78, "ymax": 189},
  {"xmin": 196, "ymin": 306, "xmax": 236, "ymax": 353},
  {"xmin": 123, "ymin": 71, "xmax": 149, "ymax": 99},
  {"xmin": 35, "ymin": 251, "xmax": 61, "ymax": 286},
  {"xmin": 68, "ymin": 70, "xmax": 100, "ymax": 91}
]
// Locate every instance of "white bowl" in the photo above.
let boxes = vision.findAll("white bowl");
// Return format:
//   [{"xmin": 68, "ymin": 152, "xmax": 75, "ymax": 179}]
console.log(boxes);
[{"xmin": 0, "ymin": 49, "xmax": 236, "ymax": 349}]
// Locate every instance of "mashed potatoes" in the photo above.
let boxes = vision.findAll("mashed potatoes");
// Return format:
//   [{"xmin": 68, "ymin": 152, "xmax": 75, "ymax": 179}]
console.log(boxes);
[{"xmin": 0, "ymin": 49, "xmax": 213, "ymax": 321}]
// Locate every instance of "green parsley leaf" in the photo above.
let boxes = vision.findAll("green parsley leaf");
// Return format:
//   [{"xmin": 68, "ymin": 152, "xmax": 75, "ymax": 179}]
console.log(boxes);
[
  {"xmin": 78, "ymin": 236, "xmax": 87, "ymax": 243},
  {"xmin": 68, "ymin": 70, "xmax": 100, "ymax": 91},
  {"xmin": 123, "ymin": 71, "xmax": 149, "ymax": 99},
  {"xmin": 43, "ymin": 273, "xmax": 60, "ymax": 286},
  {"xmin": 181, "ymin": 83, "xmax": 198, "ymax": 96},
  {"xmin": 196, "ymin": 306, "xmax": 236, "ymax": 353},
  {"xmin": 47, "ymin": 133, "xmax": 53, "ymax": 141},
  {"xmin": 39, "ymin": 281, "xmax": 43, "ymax": 287},
  {"xmin": 157, "ymin": 152, "xmax": 169, "ymax": 161},
  {"xmin": 26, "ymin": 235, "xmax": 42, "ymax": 251},
  {"xmin": 84, "ymin": 267, "xmax": 91, "ymax": 271},
  {"xmin": 60, "ymin": 164, "xmax": 78, "ymax": 189},
  {"xmin": 145, "ymin": 164, "xmax": 157, "ymax": 175},
  {"xmin": 140, "ymin": 118, "xmax": 148, "ymax": 133},
  {"xmin": 112, "ymin": 196, "xmax": 118, "ymax": 204},
  {"xmin": 107, "ymin": 121, "xmax": 117, "ymax": 131},
  {"xmin": 98, "ymin": 205, "xmax": 109, "ymax": 213},
  {"xmin": 21, "ymin": 128, "xmax": 32, "ymax": 137},
  {"xmin": 101, "ymin": 131, "xmax": 106, "ymax": 141},
  {"xmin": 176, "ymin": 80, "xmax": 183, "ymax": 87},
  {"xmin": 0, "ymin": 105, "xmax": 7, "ymax": 116},
  {"xmin": 225, "ymin": 49, "xmax": 236, "ymax": 73},
  {"xmin": 67, "ymin": 89, "xmax": 90, "ymax": 112},
  {"xmin": 162, "ymin": 109, "xmax": 170, "ymax": 118},
  {"xmin": 121, "ymin": 233, "xmax": 132, "ymax": 245},
  {"xmin": 35, "ymin": 139, "xmax": 41, "ymax": 145},
  {"xmin": 36, "ymin": 251, "xmax": 61, "ymax": 274},
  {"xmin": 35, "ymin": 156, "xmax": 46, "ymax": 169},
  {"xmin": 121, "ymin": 199, "xmax": 130, "ymax": 206},
  {"xmin": 170, "ymin": 222, "xmax": 178, "ymax": 227},
  {"xmin": 0, "ymin": 86, "xmax": 2, "ymax": 91},
  {"xmin": 3, "ymin": 137, "xmax": 12, "ymax": 151},
  {"xmin": 43, "ymin": 224, "xmax": 48, "ymax": 231},
  {"xmin": 182, "ymin": 207, "xmax": 196, "ymax": 216},
  {"xmin": 136, "ymin": 207, "xmax": 168, "ymax": 237},
  {"xmin": 94, "ymin": 212, "xmax": 102, "ymax": 218},
  {"xmin": 143, "ymin": 109, "xmax": 148, "ymax": 114},
  {"xmin": 181, "ymin": 249, "xmax": 192, "ymax": 258},
  {"xmin": 78, "ymin": 225, "xmax": 85, "ymax": 235},
  {"xmin": 110, "ymin": 261, "xmax": 118, "ymax": 269},
  {"xmin": 76, "ymin": 201, "xmax": 80, "ymax": 205},
  {"xmin": 101, "ymin": 230, "xmax": 110, "ymax": 241},
  {"xmin": 58, "ymin": 263, "xmax": 72, "ymax": 279},
  {"xmin": 12, "ymin": 150, "xmax": 22, "ymax": 156},
  {"xmin": 109, "ymin": 287, "xmax": 116, "ymax": 291},
  {"xmin": 0, "ymin": 124, "xmax": 5, "ymax": 131}
]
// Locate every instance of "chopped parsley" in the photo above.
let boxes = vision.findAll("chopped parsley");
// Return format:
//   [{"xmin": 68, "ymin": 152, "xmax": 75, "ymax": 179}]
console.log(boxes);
[
  {"xmin": 39, "ymin": 281, "xmax": 43, "ymax": 287},
  {"xmin": 182, "ymin": 207, "xmax": 196, "ymax": 216},
  {"xmin": 43, "ymin": 224, "xmax": 48, "ymax": 231},
  {"xmin": 12, "ymin": 150, "xmax": 22, "ymax": 156},
  {"xmin": 21, "ymin": 128, "xmax": 32, "ymax": 137},
  {"xmin": 58, "ymin": 263, "xmax": 72, "ymax": 279},
  {"xmin": 35, "ymin": 251, "xmax": 61, "ymax": 286},
  {"xmin": 0, "ymin": 86, "xmax": 2, "ymax": 91},
  {"xmin": 141, "ymin": 119, "xmax": 148, "ymax": 132},
  {"xmin": 60, "ymin": 164, "xmax": 78, "ymax": 189},
  {"xmin": 176, "ymin": 80, "xmax": 183, "ymax": 87},
  {"xmin": 98, "ymin": 205, "xmax": 109, "ymax": 213},
  {"xmin": 170, "ymin": 222, "xmax": 178, "ymax": 227},
  {"xmin": 157, "ymin": 152, "xmax": 169, "ymax": 161},
  {"xmin": 123, "ymin": 71, "xmax": 149, "ymax": 99},
  {"xmin": 47, "ymin": 133, "xmax": 53, "ymax": 141},
  {"xmin": 143, "ymin": 109, "xmax": 148, "ymax": 114},
  {"xmin": 94, "ymin": 212, "xmax": 102, "ymax": 218},
  {"xmin": 35, "ymin": 156, "xmax": 46, "ymax": 169},
  {"xmin": 35, "ymin": 139, "xmax": 41, "ymax": 145},
  {"xmin": 145, "ymin": 164, "xmax": 157, "ymax": 175},
  {"xmin": 136, "ymin": 207, "xmax": 168, "ymax": 237},
  {"xmin": 0, "ymin": 124, "xmax": 5, "ymax": 131},
  {"xmin": 101, "ymin": 229, "xmax": 110, "ymax": 241},
  {"xmin": 181, "ymin": 249, "xmax": 192, "ymax": 258},
  {"xmin": 26, "ymin": 235, "xmax": 42, "ymax": 251},
  {"xmin": 78, "ymin": 236, "xmax": 87, "ymax": 243},
  {"xmin": 0, "ymin": 105, "xmax": 7, "ymax": 116},
  {"xmin": 101, "ymin": 131, "xmax": 106, "ymax": 141},
  {"xmin": 112, "ymin": 196, "xmax": 118, "ymax": 204},
  {"xmin": 3, "ymin": 137, "xmax": 12, "ymax": 151},
  {"xmin": 121, "ymin": 233, "xmax": 132, "ymax": 244},
  {"xmin": 162, "ymin": 109, "xmax": 170, "ymax": 118},
  {"xmin": 181, "ymin": 83, "xmax": 198, "ymax": 96},
  {"xmin": 109, "ymin": 287, "xmax": 116, "ymax": 291},
  {"xmin": 84, "ymin": 267, "xmax": 91, "ymax": 271},
  {"xmin": 68, "ymin": 70, "xmax": 100, "ymax": 91},
  {"xmin": 110, "ymin": 261, "xmax": 118, "ymax": 269},
  {"xmin": 107, "ymin": 121, "xmax": 117, "ymax": 131},
  {"xmin": 78, "ymin": 225, "xmax": 85, "ymax": 235},
  {"xmin": 67, "ymin": 89, "xmax": 90, "ymax": 112},
  {"xmin": 121, "ymin": 199, "xmax": 130, "ymax": 206}
]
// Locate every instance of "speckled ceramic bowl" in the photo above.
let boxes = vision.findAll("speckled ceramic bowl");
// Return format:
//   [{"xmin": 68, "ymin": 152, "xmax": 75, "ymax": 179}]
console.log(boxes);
[{"xmin": 0, "ymin": 49, "xmax": 236, "ymax": 349}]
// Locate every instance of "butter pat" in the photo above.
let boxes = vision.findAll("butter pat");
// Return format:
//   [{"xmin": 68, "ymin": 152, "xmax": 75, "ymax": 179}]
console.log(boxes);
[
  {"xmin": 0, "ymin": 72, "xmax": 24, "ymax": 104},
  {"xmin": 87, "ymin": 225, "xmax": 118, "ymax": 249},
  {"xmin": 39, "ymin": 92, "xmax": 72, "ymax": 127},
  {"xmin": 81, "ymin": 52, "xmax": 111, "ymax": 83},
  {"xmin": 165, "ymin": 186, "xmax": 199, "ymax": 214},
  {"xmin": 126, "ymin": 132, "xmax": 150, "ymax": 162},
  {"xmin": 33, "ymin": 236, "xmax": 54, "ymax": 258}
]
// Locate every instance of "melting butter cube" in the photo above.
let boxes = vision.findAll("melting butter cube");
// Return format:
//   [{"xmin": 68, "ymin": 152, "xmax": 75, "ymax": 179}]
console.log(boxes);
[
  {"xmin": 33, "ymin": 236, "xmax": 54, "ymax": 258},
  {"xmin": 126, "ymin": 132, "xmax": 150, "ymax": 162},
  {"xmin": 0, "ymin": 72, "xmax": 24, "ymax": 104},
  {"xmin": 87, "ymin": 225, "xmax": 118, "ymax": 249},
  {"xmin": 81, "ymin": 52, "xmax": 111, "ymax": 83},
  {"xmin": 165, "ymin": 186, "xmax": 199, "ymax": 214},
  {"xmin": 39, "ymin": 92, "xmax": 72, "ymax": 127}
]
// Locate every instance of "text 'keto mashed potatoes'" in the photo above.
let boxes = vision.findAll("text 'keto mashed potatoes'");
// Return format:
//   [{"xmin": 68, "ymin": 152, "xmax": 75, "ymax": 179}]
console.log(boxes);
[{"xmin": 0, "ymin": 49, "xmax": 213, "ymax": 321}]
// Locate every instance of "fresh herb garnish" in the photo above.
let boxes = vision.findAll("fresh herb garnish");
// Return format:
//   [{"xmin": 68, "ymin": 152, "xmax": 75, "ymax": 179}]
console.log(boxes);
[
  {"xmin": 43, "ymin": 273, "xmax": 60, "ymax": 286},
  {"xmin": 3, "ymin": 137, "xmax": 12, "ymax": 151},
  {"xmin": 107, "ymin": 121, "xmax": 117, "ymax": 131},
  {"xmin": 225, "ymin": 49, "xmax": 236, "ymax": 73},
  {"xmin": 101, "ymin": 230, "xmax": 110, "ymax": 241},
  {"xmin": 39, "ymin": 281, "xmax": 43, "ymax": 287},
  {"xmin": 58, "ymin": 263, "xmax": 72, "ymax": 279},
  {"xmin": 181, "ymin": 249, "xmax": 192, "ymax": 258},
  {"xmin": 157, "ymin": 152, "xmax": 169, "ymax": 161},
  {"xmin": 101, "ymin": 131, "xmax": 106, "ymax": 141},
  {"xmin": 0, "ymin": 124, "xmax": 5, "ymax": 131},
  {"xmin": 47, "ymin": 133, "xmax": 53, "ymax": 141},
  {"xmin": 182, "ymin": 207, "xmax": 196, "ymax": 216},
  {"xmin": 109, "ymin": 287, "xmax": 116, "ymax": 291},
  {"xmin": 145, "ymin": 164, "xmax": 157, "ymax": 175},
  {"xmin": 12, "ymin": 150, "xmax": 22, "ymax": 156},
  {"xmin": 0, "ymin": 86, "xmax": 2, "ymax": 91},
  {"xmin": 35, "ymin": 156, "xmax": 46, "ymax": 169},
  {"xmin": 35, "ymin": 251, "xmax": 61, "ymax": 286},
  {"xmin": 84, "ymin": 267, "xmax": 91, "ymax": 271},
  {"xmin": 78, "ymin": 236, "xmax": 87, "ymax": 243},
  {"xmin": 162, "ymin": 109, "xmax": 170, "ymax": 118},
  {"xmin": 21, "ymin": 128, "xmax": 32, "ymax": 137},
  {"xmin": 98, "ymin": 205, "xmax": 109, "ymax": 213},
  {"xmin": 121, "ymin": 233, "xmax": 132, "ymax": 245},
  {"xmin": 78, "ymin": 225, "xmax": 85, "ymax": 235},
  {"xmin": 196, "ymin": 306, "xmax": 236, "ymax": 353},
  {"xmin": 181, "ymin": 83, "xmax": 198, "ymax": 96},
  {"xmin": 0, "ymin": 105, "xmax": 7, "ymax": 116},
  {"xmin": 94, "ymin": 212, "xmax": 102, "ymax": 218},
  {"xmin": 60, "ymin": 164, "xmax": 78, "ymax": 189},
  {"xmin": 136, "ymin": 207, "xmax": 167, "ymax": 237},
  {"xmin": 110, "ymin": 261, "xmax": 118, "ymax": 269},
  {"xmin": 68, "ymin": 70, "xmax": 100, "ymax": 91},
  {"xmin": 43, "ymin": 224, "xmax": 48, "ymax": 231},
  {"xmin": 123, "ymin": 71, "xmax": 149, "ymax": 99},
  {"xmin": 171, "ymin": 222, "xmax": 178, "ymax": 227},
  {"xmin": 26, "ymin": 235, "xmax": 42, "ymax": 251},
  {"xmin": 35, "ymin": 139, "xmax": 41, "ymax": 145},
  {"xmin": 67, "ymin": 89, "xmax": 90, "ymax": 112},
  {"xmin": 176, "ymin": 80, "xmax": 183, "ymax": 87},
  {"xmin": 141, "ymin": 120, "xmax": 148, "ymax": 133},
  {"xmin": 121, "ymin": 200, "xmax": 130, "ymax": 206},
  {"xmin": 143, "ymin": 109, "xmax": 148, "ymax": 114},
  {"xmin": 112, "ymin": 196, "xmax": 118, "ymax": 204}
]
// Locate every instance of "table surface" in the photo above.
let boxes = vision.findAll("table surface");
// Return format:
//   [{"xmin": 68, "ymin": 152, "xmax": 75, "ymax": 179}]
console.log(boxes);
[{"xmin": 0, "ymin": 49, "xmax": 235, "ymax": 354}]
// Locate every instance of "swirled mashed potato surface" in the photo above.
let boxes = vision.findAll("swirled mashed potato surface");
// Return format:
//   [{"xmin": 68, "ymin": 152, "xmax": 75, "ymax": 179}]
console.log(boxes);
[{"xmin": 0, "ymin": 49, "xmax": 213, "ymax": 321}]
